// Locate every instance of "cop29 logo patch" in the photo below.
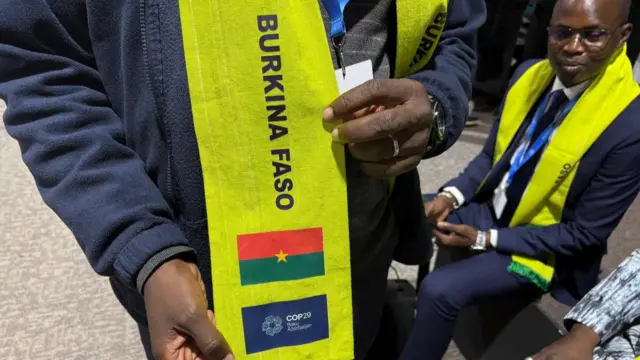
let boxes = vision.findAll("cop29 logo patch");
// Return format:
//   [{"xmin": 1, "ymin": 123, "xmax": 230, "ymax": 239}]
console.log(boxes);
[
  {"xmin": 242, "ymin": 295, "xmax": 329, "ymax": 354},
  {"xmin": 262, "ymin": 315, "xmax": 284, "ymax": 336}
]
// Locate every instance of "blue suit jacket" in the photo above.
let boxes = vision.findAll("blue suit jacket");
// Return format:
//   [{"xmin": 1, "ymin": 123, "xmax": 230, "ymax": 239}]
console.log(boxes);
[{"xmin": 444, "ymin": 60, "xmax": 640, "ymax": 305}]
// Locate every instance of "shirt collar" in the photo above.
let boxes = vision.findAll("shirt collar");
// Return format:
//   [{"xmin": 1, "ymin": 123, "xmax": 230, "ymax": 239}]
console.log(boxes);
[{"xmin": 551, "ymin": 77, "xmax": 591, "ymax": 100}]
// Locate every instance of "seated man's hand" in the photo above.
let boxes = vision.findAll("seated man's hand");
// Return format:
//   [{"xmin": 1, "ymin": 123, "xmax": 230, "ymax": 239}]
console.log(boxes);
[
  {"xmin": 424, "ymin": 195, "xmax": 456, "ymax": 223},
  {"xmin": 144, "ymin": 258, "xmax": 234, "ymax": 360},
  {"xmin": 432, "ymin": 222, "xmax": 477, "ymax": 248},
  {"xmin": 530, "ymin": 324, "xmax": 599, "ymax": 360}
]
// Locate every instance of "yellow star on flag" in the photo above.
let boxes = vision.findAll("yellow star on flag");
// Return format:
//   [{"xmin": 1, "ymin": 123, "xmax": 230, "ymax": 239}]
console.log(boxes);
[{"xmin": 275, "ymin": 249, "xmax": 288, "ymax": 263}]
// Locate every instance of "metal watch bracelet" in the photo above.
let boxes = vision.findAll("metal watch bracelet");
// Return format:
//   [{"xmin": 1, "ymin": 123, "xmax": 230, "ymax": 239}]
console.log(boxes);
[
  {"xmin": 471, "ymin": 230, "xmax": 487, "ymax": 251},
  {"xmin": 438, "ymin": 190, "xmax": 459, "ymax": 209}
]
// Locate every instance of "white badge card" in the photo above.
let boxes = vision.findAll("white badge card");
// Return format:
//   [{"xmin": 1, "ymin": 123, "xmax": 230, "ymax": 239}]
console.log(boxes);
[
  {"xmin": 493, "ymin": 179, "xmax": 508, "ymax": 220},
  {"xmin": 335, "ymin": 60, "xmax": 374, "ymax": 95}
]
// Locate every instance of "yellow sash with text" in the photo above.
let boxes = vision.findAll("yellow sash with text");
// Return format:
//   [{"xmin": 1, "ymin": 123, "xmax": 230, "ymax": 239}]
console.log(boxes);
[{"xmin": 178, "ymin": 0, "xmax": 447, "ymax": 358}]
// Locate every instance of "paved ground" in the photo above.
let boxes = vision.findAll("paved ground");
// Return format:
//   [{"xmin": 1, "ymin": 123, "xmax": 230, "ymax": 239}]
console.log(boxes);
[{"xmin": 1, "ymin": 99, "xmax": 638, "ymax": 359}]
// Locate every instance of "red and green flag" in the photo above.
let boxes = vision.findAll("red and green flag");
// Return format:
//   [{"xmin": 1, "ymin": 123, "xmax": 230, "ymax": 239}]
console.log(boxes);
[{"xmin": 237, "ymin": 228, "xmax": 325, "ymax": 286}]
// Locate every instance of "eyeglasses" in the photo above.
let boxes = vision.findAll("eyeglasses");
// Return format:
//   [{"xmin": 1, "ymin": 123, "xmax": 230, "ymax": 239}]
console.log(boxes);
[{"xmin": 547, "ymin": 25, "xmax": 619, "ymax": 50}]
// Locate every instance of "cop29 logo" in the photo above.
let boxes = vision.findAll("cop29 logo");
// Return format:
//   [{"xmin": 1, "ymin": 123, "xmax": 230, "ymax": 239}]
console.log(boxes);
[{"xmin": 262, "ymin": 315, "xmax": 283, "ymax": 336}]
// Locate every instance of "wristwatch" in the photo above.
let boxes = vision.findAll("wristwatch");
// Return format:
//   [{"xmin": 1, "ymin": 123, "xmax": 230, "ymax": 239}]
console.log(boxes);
[
  {"xmin": 427, "ymin": 95, "xmax": 446, "ymax": 152},
  {"xmin": 470, "ymin": 230, "xmax": 487, "ymax": 251}
]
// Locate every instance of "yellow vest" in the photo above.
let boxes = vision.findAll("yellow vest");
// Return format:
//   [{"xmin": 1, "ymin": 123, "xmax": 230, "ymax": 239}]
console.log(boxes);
[
  {"xmin": 178, "ymin": 1, "xmax": 448, "ymax": 359},
  {"xmin": 488, "ymin": 46, "xmax": 639, "ymax": 291}
]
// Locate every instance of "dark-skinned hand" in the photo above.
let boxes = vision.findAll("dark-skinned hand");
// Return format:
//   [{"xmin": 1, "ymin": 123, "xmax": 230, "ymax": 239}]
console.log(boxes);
[
  {"xmin": 529, "ymin": 324, "xmax": 599, "ymax": 360},
  {"xmin": 433, "ymin": 222, "xmax": 482, "ymax": 248},
  {"xmin": 323, "ymin": 79, "xmax": 433, "ymax": 179},
  {"xmin": 424, "ymin": 195, "xmax": 455, "ymax": 223},
  {"xmin": 144, "ymin": 258, "xmax": 234, "ymax": 360}
]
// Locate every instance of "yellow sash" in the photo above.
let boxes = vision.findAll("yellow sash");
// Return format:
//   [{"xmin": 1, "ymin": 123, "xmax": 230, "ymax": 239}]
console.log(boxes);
[
  {"xmin": 492, "ymin": 46, "xmax": 640, "ymax": 290},
  {"xmin": 178, "ymin": 1, "xmax": 447, "ymax": 358}
]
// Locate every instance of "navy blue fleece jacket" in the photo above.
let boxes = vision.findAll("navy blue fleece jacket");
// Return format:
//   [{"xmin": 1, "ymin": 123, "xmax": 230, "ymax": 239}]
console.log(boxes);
[{"xmin": 0, "ymin": 0, "xmax": 484, "ymax": 305}]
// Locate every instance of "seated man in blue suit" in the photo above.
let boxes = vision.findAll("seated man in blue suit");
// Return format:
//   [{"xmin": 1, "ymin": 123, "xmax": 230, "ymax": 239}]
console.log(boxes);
[{"xmin": 401, "ymin": 0, "xmax": 640, "ymax": 359}]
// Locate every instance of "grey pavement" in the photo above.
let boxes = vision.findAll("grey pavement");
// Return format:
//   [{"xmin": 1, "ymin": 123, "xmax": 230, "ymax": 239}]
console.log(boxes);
[{"xmin": 1, "ymin": 100, "xmax": 638, "ymax": 359}]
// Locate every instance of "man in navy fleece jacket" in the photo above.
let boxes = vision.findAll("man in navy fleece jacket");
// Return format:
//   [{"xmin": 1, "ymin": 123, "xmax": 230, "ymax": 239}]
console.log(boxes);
[{"xmin": 0, "ymin": 1, "xmax": 484, "ymax": 359}]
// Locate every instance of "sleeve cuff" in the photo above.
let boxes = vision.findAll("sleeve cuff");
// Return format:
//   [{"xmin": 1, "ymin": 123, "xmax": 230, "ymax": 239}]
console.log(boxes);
[
  {"xmin": 442, "ymin": 186, "xmax": 465, "ymax": 207},
  {"xmin": 136, "ymin": 245, "xmax": 196, "ymax": 293},
  {"xmin": 113, "ymin": 223, "xmax": 192, "ymax": 289},
  {"xmin": 489, "ymin": 229, "xmax": 498, "ymax": 248},
  {"xmin": 491, "ymin": 226, "xmax": 521, "ymax": 254},
  {"xmin": 564, "ymin": 250, "xmax": 640, "ymax": 343},
  {"xmin": 564, "ymin": 305, "xmax": 617, "ymax": 344}
]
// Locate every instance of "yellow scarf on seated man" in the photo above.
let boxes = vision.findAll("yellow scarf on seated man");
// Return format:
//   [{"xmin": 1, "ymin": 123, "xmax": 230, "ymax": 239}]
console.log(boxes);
[
  {"xmin": 493, "ymin": 46, "xmax": 640, "ymax": 291},
  {"xmin": 178, "ymin": 0, "xmax": 447, "ymax": 358}
]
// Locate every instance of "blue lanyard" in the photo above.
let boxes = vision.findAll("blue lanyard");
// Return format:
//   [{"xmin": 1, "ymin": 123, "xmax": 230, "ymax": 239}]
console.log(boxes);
[
  {"xmin": 321, "ymin": 0, "xmax": 350, "ymax": 76},
  {"xmin": 505, "ymin": 91, "xmax": 582, "ymax": 185},
  {"xmin": 322, "ymin": 0, "xmax": 350, "ymax": 38}
]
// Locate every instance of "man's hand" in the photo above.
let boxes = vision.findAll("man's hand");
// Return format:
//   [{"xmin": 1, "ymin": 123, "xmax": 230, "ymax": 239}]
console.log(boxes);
[
  {"xmin": 144, "ymin": 258, "xmax": 234, "ymax": 360},
  {"xmin": 424, "ymin": 195, "xmax": 455, "ymax": 223},
  {"xmin": 433, "ymin": 222, "xmax": 478, "ymax": 248},
  {"xmin": 323, "ymin": 79, "xmax": 433, "ymax": 179},
  {"xmin": 530, "ymin": 324, "xmax": 599, "ymax": 360}
]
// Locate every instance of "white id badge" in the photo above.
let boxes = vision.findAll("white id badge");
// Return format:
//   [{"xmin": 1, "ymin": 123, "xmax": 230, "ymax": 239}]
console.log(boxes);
[
  {"xmin": 335, "ymin": 60, "xmax": 374, "ymax": 95},
  {"xmin": 493, "ymin": 180, "xmax": 508, "ymax": 219}
]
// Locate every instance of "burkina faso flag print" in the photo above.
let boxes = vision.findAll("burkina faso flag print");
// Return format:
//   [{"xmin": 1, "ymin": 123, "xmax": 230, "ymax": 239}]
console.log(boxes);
[{"xmin": 237, "ymin": 228, "xmax": 325, "ymax": 286}]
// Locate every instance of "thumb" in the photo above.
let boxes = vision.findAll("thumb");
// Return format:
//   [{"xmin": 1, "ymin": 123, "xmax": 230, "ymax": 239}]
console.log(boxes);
[
  {"xmin": 436, "ymin": 221, "xmax": 454, "ymax": 232},
  {"xmin": 187, "ymin": 315, "xmax": 233, "ymax": 360}
]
